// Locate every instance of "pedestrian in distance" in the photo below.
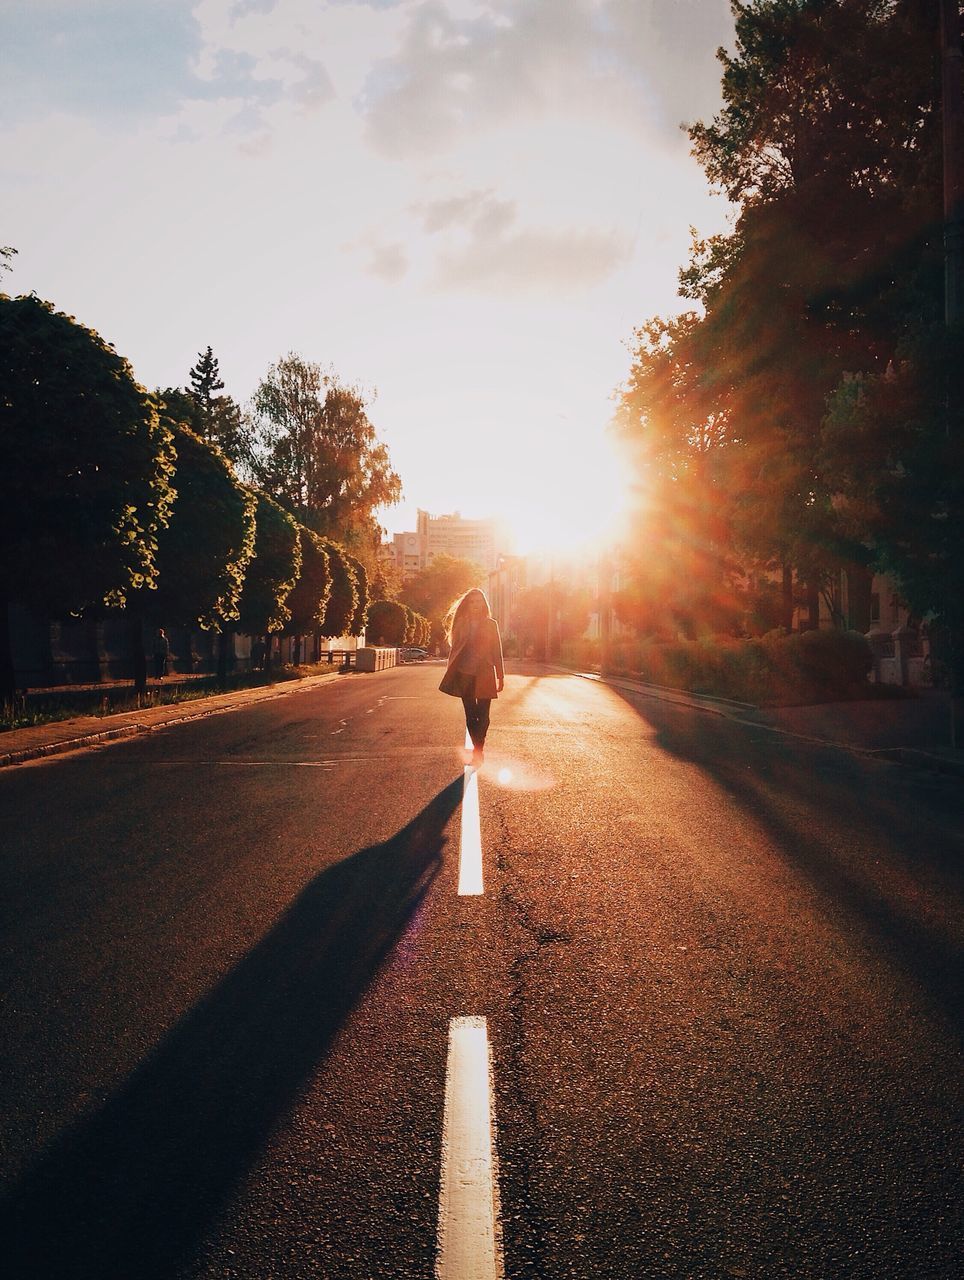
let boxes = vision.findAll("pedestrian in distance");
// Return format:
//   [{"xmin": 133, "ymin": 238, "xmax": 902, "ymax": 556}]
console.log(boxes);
[
  {"xmin": 152, "ymin": 627, "xmax": 170, "ymax": 681},
  {"xmin": 439, "ymin": 588, "xmax": 504, "ymax": 767}
]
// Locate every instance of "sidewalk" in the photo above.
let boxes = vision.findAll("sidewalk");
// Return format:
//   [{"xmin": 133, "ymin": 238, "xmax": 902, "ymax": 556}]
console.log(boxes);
[
  {"xmin": 0, "ymin": 668, "xmax": 347, "ymax": 769},
  {"xmin": 570, "ymin": 669, "xmax": 964, "ymax": 779}
]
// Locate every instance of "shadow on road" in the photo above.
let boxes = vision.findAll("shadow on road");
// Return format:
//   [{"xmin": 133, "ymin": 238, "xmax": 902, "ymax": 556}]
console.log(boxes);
[
  {"xmin": 615, "ymin": 691, "xmax": 964, "ymax": 1039},
  {"xmin": 0, "ymin": 777, "xmax": 463, "ymax": 1279}
]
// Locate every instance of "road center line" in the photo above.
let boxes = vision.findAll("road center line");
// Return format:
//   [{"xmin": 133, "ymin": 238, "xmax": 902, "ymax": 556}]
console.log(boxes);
[
  {"xmin": 435, "ymin": 1017, "xmax": 504, "ymax": 1280},
  {"xmin": 459, "ymin": 731, "xmax": 484, "ymax": 896}
]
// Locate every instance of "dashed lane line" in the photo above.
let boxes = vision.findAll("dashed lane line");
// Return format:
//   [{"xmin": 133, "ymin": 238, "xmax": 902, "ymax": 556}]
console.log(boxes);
[
  {"xmin": 435, "ymin": 1017, "xmax": 504, "ymax": 1280},
  {"xmin": 458, "ymin": 731, "xmax": 484, "ymax": 896}
]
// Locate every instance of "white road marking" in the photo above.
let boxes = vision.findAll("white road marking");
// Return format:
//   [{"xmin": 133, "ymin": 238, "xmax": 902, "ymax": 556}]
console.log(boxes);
[
  {"xmin": 435, "ymin": 1017, "xmax": 504, "ymax": 1280},
  {"xmin": 459, "ymin": 731, "xmax": 484, "ymax": 896},
  {"xmin": 153, "ymin": 760, "xmax": 337, "ymax": 767}
]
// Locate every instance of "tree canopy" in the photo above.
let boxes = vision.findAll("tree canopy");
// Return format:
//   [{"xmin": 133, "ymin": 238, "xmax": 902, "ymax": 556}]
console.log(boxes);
[
  {"xmin": 236, "ymin": 492, "xmax": 302, "ymax": 636},
  {"xmin": 318, "ymin": 540, "xmax": 359, "ymax": 638},
  {"xmin": 616, "ymin": 0, "xmax": 956, "ymax": 647},
  {"xmin": 246, "ymin": 353, "xmax": 401, "ymax": 547},
  {"xmin": 399, "ymin": 554, "xmax": 485, "ymax": 623},
  {"xmin": 0, "ymin": 294, "xmax": 175, "ymax": 617},
  {"xmin": 366, "ymin": 598, "xmax": 408, "ymax": 646},
  {"xmin": 283, "ymin": 526, "xmax": 331, "ymax": 636},
  {"xmin": 135, "ymin": 414, "xmax": 256, "ymax": 630}
]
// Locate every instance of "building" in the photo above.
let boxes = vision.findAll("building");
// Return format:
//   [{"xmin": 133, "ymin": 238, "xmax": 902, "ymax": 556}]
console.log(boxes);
[{"xmin": 383, "ymin": 509, "xmax": 506, "ymax": 582}]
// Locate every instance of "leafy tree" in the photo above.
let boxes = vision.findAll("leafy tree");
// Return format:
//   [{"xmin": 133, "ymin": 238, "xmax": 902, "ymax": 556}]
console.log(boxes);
[
  {"xmin": 1, "ymin": 245, "xmax": 16, "ymax": 276},
  {"xmin": 283, "ymin": 526, "xmax": 331, "ymax": 637},
  {"xmin": 145, "ymin": 415, "xmax": 256, "ymax": 629},
  {"xmin": 617, "ymin": 0, "xmax": 945, "ymax": 642},
  {"xmin": 399, "ymin": 554, "xmax": 485, "ymax": 623},
  {"xmin": 247, "ymin": 353, "xmax": 401, "ymax": 544},
  {"xmin": 367, "ymin": 599, "xmax": 408, "ymax": 645},
  {"xmin": 237, "ymin": 492, "xmax": 302, "ymax": 649},
  {"xmin": 126, "ymin": 414, "xmax": 256, "ymax": 687},
  {"xmin": 0, "ymin": 294, "xmax": 175, "ymax": 697},
  {"xmin": 319, "ymin": 540, "xmax": 359, "ymax": 638},
  {"xmin": 401, "ymin": 603, "xmax": 417, "ymax": 645},
  {"xmin": 348, "ymin": 556, "xmax": 369, "ymax": 635},
  {"xmin": 369, "ymin": 553, "xmax": 403, "ymax": 602},
  {"xmin": 511, "ymin": 582, "xmax": 591, "ymax": 659}
]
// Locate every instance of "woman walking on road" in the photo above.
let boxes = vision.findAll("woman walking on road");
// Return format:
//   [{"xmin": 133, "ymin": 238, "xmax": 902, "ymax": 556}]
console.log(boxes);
[{"xmin": 439, "ymin": 588, "xmax": 504, "ymax": 766}]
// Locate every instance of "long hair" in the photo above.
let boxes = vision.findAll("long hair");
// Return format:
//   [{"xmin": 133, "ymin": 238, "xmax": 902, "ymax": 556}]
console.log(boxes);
[{"xmin": 444, "ymin": 587, "xmax": 490, "ymax": 644}]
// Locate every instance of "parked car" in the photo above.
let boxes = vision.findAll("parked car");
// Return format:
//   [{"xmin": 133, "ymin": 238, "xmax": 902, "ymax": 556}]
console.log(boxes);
[{"xmin": 400, "ymin": 646, "xmax": 428, "ymax": 662}]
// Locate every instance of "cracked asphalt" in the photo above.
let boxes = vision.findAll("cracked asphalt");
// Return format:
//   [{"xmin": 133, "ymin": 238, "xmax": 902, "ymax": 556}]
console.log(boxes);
[{"xmin": 0, "ymin": 662, "xmax": 961, "ymax": 1279}]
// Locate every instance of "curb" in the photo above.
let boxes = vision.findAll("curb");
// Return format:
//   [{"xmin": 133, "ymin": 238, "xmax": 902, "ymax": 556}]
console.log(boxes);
[{"xmin": 0, "ymin": 669, "xmax": 348, "ymax": 770}]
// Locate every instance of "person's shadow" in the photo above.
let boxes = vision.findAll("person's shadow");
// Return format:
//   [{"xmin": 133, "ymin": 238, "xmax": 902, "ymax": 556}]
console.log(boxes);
[{"xmin": 0, "ymin": 778, "xmax": 463, "ymax": 1279}]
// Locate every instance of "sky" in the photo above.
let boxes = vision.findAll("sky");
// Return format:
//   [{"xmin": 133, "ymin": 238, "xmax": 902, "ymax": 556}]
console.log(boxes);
[{"xmin": 3, "ymin": 0, "xmax": 736, "ymax": 555}]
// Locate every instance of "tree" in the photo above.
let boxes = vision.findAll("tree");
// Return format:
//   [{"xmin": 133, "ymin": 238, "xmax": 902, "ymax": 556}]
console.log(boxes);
[
  {"xmin": 0, "ymin": 294, "xmax": 175, "ymax": 698},
  {"xmin": 283, "ymin": 526, "xmax": 331, "ymax": 636},
  {"xmin": 319, "ymin": 540, "xmax": 359, "ymax": 639},
  {"xmin": 247, "ymin": 353, "xmax": 401, "ymax": 543},
  {"xmin": 237, "ymin": 492, "xmax": 302, "ymax": 655},
  {"xmin": 616, "ymin": 1, "xmax": 944, "ymax": 641},
  {"xmin": 399, "ymin": 554, "xmax": 485, "ymax": 624},
  {"xmin": 282, "ymin": 527, "xmax": 332, "ymax": 664},
  {"xmin": 188, "ymin": 346, "xmax": 224, "ymax": 429},
  {"xmin": 125, "ymin": 413, "xmax": 256, "ymax": 688},
  {"xmin": 511, "ymin": 582, "xmax": 590, "ymax": 658},
  {"xmin": 366, "ymin": 599, "xmax": 408, "ymax": 645},
  {"xmin": 348, "ymin": 556, "xmax": 369, "ymax": 636}
]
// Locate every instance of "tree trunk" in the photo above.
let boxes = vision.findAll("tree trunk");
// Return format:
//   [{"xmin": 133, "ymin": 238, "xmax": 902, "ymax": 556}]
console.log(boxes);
[
  {"xmin": 0, "ymin": 582, "xmax": 16, "ymax": 704},
  {"xmin": 805, "ymin": 581, "xmax": 820, "ymax": 632},
  {"xmin": 129, "ymin": 609, "xmax": 147, "ymax": 694},
  {"xmin": 263, "ymin": 634, "xmax": 272, "ymax": 673},
  {"xmin": 216, "ymin": 631, "xmax": 230, "ymax": 688},
  {"xmin": 781, "ymin": 564, "xmax": 794, "ymax": 631}
]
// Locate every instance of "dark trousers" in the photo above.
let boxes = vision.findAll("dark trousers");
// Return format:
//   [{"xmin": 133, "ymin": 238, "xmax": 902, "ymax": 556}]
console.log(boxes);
[{"xmin": 461, "ymin": 695, "xmax": 492, "ymax": 748}]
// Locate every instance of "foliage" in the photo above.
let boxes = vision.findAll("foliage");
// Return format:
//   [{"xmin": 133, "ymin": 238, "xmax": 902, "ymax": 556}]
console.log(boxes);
[
  {"xmin": 134, "ymin": 415, "xmax": 256, "ymax": 630},
  {"xmin": 511, "ymin": 582, "xmax": 591, "ymax": 657},
  {"xmin": 246, "ymin": 353, "xmax": 401, "ymax": 543},
  {"xmin": 347, "ymin": 554, "xmax": 369, "ymax": 635},
  {"xmin": 237, "ymin": 492, "xmax": 302, "ymax": 635},
  {"xmin": 399, "ymin": 554, "xmax": 485, "ymax": 624},
  {"xmin": 0, "ymin": 294, "xmax": 175, "ymax": 615},
  {"xmin": 284, "ymin": 527, "xmax": 331, "ymax": 635},
  {"xmin": 616, "ymin": 0, "xmax": 949, "ymax": 649},
  {"xmin": 319, "ymin": 540, "xmax": 359, "ymax": 638},
  {"xmin": 367, "ymin": 599, "xmax": 408, "ymax": 645},
  {"xmin": 189, "ymin": 346, "xmax": 224, "ymax": 426},
  {"xmin": 186, "ymin": 345, "xmax": 251, "ymax": 469},
  {"xmin": 564, "ymin": 627, "xmax": 872, "ymax": 705}
]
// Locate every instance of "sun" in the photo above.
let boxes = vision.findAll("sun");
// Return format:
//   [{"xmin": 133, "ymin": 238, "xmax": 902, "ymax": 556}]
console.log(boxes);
[{"xmin": 495, "ymin": 430, "xmax": 632, "ymax": 558}]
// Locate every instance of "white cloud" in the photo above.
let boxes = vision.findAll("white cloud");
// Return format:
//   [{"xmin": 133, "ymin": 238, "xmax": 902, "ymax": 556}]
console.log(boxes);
[{"xmin": 434, "ymin": 221, "xmax": 631, "ymax": 295}]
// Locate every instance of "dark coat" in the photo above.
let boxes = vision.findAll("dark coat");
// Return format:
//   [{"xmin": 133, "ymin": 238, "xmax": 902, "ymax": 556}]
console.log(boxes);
[{"xmin": 439, "ymin": 615, "xmax": 504, "ymax": 700}]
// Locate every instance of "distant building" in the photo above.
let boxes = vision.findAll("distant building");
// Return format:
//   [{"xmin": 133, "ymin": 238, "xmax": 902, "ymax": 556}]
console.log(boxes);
[{"xmin": 383, "ymin": 509, "xmax": 507, "ymax": 582}]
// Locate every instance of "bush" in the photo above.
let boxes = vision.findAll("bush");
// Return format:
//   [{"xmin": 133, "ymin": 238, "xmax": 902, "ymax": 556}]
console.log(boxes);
[{"xmin": 560, "ymin": 627, "xmax": 872, "ymax": 705}]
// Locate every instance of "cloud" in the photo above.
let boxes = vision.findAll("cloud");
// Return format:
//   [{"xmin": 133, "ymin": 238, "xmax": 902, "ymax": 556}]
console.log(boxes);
[
  {"xmin": 359, "ymin": 0, "xmax": 732, "ymax": 158},
  {"xmin": 412, "ymin": 188, "xmax": 629, "ymax": 295},
  {"xmin": 412, "ymin": 189, "xmax": 515, "ymax": 238},
  {"xmin": 435, "ymin": 224, "xmax": 630, "ymax": 295},
  {"xmin": 364, "ymin": 241, "xmax": 410, "ymax": 282}
]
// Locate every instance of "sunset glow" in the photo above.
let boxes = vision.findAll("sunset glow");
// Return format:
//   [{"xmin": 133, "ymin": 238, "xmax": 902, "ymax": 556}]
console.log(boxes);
[{"xmin": 5, "ymin": 1, "xmax": 733, "ymax": 548}]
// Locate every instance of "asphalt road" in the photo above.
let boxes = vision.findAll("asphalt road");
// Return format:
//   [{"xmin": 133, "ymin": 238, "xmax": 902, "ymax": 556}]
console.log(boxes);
[{"xmin": 0, "ymin": 663, "xmax": 961, "ymax": 1279}]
